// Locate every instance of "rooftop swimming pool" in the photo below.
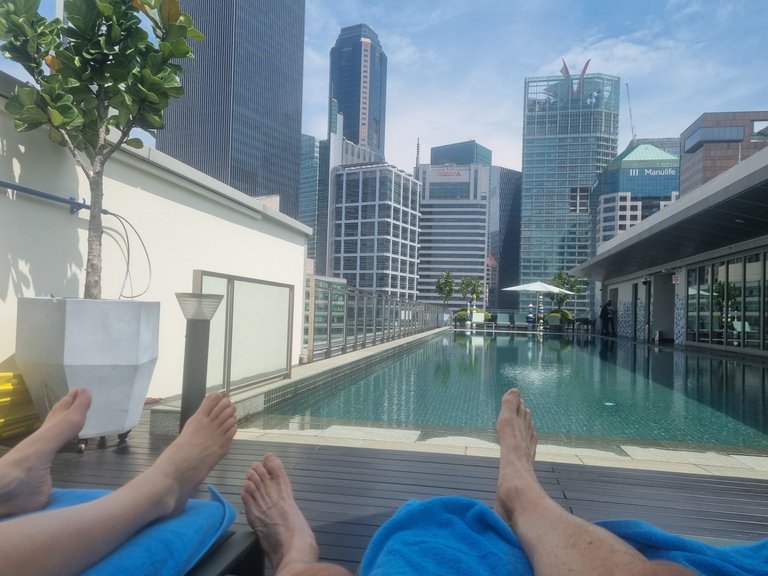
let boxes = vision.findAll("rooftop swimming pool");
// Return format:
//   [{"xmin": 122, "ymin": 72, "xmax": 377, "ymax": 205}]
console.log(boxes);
[{"xmin": 244, "ymin": 332, "xmax": 768, "ymax": 452}]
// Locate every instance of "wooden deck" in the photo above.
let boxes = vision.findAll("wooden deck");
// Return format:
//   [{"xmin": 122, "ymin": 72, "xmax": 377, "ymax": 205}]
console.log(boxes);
[{"xmin": 43, "ymin": 412, "xmax": 768, "ymax": 574}]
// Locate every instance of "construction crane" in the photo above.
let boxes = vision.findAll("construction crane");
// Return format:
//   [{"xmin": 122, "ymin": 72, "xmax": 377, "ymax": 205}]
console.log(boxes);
[{"xmin": 625, "ymin": 83, "xmax": 637, "ymax": 144}]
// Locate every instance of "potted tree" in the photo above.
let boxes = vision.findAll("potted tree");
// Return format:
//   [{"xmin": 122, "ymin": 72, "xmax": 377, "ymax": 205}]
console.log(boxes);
[
  {"xmin": 1, "ymin": 0, "xmax": 202, "ymax": 440},
  {"xmin": 458, "ymin": 276, "xmax": 485, "ymax": 328},
  {"xmin": 548, "ymin": 271, "xmax": 582, "ymax": 330},
  {"xmin": 435, "ymin": 271, "xmax": 455, "ymax": 326}
]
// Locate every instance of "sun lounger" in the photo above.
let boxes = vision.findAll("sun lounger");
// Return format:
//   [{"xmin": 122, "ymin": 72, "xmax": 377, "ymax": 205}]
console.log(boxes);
[{"xmin": 471, "ymin": 312, "xmax": 494, "ymax": 331}]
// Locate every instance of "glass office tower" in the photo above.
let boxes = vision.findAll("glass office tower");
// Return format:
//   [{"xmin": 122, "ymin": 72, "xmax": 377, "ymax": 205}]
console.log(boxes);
[
  {"xmin": 156, "ymin": 0, "xmax": 305, "ymax": 219},
  {"xmin": 329, "ymin": 24, "xmax": 387, "ymax": 160},
  {"xmin": 299, "ymin": 134, "xmax": 321, "ymax": 261},
  {"xmin": 520, "ymin": 67, "xmax": 620, "ymax": 315},
  {"xmin": 593, "ymin": 142, "xmax": 679, "ymax": 246}
]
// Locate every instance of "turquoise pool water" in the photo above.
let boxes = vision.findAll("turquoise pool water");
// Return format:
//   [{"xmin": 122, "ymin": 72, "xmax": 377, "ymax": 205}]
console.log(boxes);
[{"xmin": 248, "ymin": 332, "xmax": 768, "ymax": 451}]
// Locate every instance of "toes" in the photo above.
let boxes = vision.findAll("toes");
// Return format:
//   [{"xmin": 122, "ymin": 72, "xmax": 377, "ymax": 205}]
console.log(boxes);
[
  {"xmin": 199, "ymin": 391, "xmax": 226, "ymax": 416},
  {"xmin": 263, "ymin": 453, "xmax": 285, "ymax": 476}
]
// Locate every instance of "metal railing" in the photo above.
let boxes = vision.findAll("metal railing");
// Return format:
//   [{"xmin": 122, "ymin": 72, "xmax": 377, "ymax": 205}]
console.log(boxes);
[{"xmin": 303, "ymin": 275, "xmax": 442, "ymax": 362}]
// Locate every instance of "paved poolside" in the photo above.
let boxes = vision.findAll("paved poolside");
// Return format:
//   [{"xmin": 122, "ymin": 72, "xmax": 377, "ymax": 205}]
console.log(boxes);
[
  {"xmin": 236, "ymin": 427, "xmax": 768, "ymax": 480},
  {"xmin": 234, "ymin": 328, "xmax": 768, "ymax": 480}
]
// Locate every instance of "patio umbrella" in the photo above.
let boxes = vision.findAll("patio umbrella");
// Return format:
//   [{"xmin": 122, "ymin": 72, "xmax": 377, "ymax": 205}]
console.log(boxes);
[
  {"xmin": 502, "ymin": 281, "xmax": 574, "ymax": 295},
  {"xmin": 503, "ymin": 281, "xmax": 575, "ymax": 330}
]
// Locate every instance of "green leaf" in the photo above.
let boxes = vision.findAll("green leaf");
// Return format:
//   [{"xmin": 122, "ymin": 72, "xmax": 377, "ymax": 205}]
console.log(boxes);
[
  {"xmin": 94, "ymin": 0, "xmax": 114, "ymax": 17},
  {"xmin": 64, "ymin": 0, "xmax": 100, "ymax": 36},
  {"xmin": 186, "ymin": 26, "xmax": 204, "ymax": 43},
  {"xmin": 124, "ymin": 137, "xmax": 143, "ymax": 148},
  {"xmin": 48, "ymin": 125, "xmax": 65, "ymax": 144},
  {"xmin": 14, "ymin": 86, "xmax": 40, "ymax": 107},
  {"xmin": 48, "ymin": 106, "xmax": 64, "ymax": 126}
]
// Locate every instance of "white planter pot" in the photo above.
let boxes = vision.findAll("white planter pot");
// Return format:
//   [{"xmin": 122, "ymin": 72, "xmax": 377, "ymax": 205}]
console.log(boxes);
[{"xmin": 15, "ymin": 298, "xmax": 160, "ymax": 438}]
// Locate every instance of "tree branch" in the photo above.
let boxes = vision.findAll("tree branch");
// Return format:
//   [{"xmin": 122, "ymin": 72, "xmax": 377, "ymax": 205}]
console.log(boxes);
[{"xmin": 58, "ymin": 130, "xmax": 93, "ymax": 179}]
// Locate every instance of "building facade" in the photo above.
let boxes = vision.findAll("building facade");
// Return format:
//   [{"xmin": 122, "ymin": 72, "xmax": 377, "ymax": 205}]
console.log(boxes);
[
  {"xmin": 313, "ymin": 103, "xmax": 384, "ymax": 276},
  {"xmin": 331, "ymin": 164, "xmax": 420, "ymax": 299},
  {"xmin": 495, "ymin": 167, "xmax": 523, "ymax": 310},
  {"xmin": 328, "ymin": 24, "xmax": 387, "ymax": 160},
  {"xmin": 299, "ymin": 134, "xmax": 320, "ymax": 262},
  {"xmin": 573, "ymin": 147, "xmax": 768, "ymax": 353},
  {"xmin": 156, "ymin": 0, "xmax": 305, "ymax": 218},
  {"xmin": 680, "ymin": 112, "xmax": 768, "ymax": 196},
  {"xmin": 430, "ymin": 140, "xmax": 492, "ymax": 166},
  {"xmin": 520, "ymin": 64, "xmax": 620, "ymax": 316},
  {"xmin": 417, "ymin": 160, "xmax": 491, "ymax": 309},
  {"xmin": 593, "ymin": 142, "xmax": 679, "ymax": 246}
]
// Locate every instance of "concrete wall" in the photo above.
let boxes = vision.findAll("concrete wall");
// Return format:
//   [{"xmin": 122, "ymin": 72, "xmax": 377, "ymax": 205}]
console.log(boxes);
[{"xmin": 0, "ymin": 88, "xmax": 310, "ymax": 399}]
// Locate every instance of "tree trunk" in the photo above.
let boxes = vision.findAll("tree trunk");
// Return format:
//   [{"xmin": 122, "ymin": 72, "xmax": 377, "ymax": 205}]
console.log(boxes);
[{"xmin": 83, "ymin": 169, "xmax": 104, "ymax": 299}]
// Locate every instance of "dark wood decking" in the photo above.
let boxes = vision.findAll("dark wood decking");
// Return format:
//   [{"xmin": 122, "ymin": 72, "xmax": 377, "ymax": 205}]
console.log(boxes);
[{"xmin": 45, "ymin": 413, "xmax": 768, "ymax": 574}]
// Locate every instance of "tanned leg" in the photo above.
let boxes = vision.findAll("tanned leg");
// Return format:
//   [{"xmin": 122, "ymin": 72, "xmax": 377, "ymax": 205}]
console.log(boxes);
[
  {"xmin": 494, "ymin": 389, "xmax": 695, "ymax": 576},
  {"xmin": 0, "ymin": 391, "xmax": 236, "ymax": 576},
  {"xmin": 242, "ymin": 453, "xmax": 352, "ymax": 576},
  {"xmin": 0, "ymin": 387, "xmax": 91, "ymax": 516}
]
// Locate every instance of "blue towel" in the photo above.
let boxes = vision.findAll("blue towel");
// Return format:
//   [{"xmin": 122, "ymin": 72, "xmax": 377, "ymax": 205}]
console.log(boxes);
[
  {"xmin": 360, "ymin": 496, "xmax": 768, "ymax": 576},
  {"xmin": 23, "ymin": 485, "xmax": 235, "ymax": 575}
]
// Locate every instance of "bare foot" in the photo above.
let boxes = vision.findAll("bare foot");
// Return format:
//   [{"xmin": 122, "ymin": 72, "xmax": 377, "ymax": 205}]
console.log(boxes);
[
  {"xmin": 0, "ymin": 388, "xmax": 91, "ymax": 516},
  {"xmin": 242, "ymin": 453, "xmax": 319, "ymax": 572},
  {"xmin": 141, "ymin": 391, "xmax": 236, "ymax": 517},
  {"xmin": 494, "ymin": 388, "xmax": 544, "ymax": 524}
]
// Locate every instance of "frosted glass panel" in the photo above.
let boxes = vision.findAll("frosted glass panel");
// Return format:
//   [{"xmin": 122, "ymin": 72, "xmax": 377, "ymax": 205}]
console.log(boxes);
[
  {"xmin": 201, "ymin": 275, "xmax": 228, "ymax": 390},
  {"xmin": 230, "ymin": 280, "xmax": 291, "ymax": 383}
]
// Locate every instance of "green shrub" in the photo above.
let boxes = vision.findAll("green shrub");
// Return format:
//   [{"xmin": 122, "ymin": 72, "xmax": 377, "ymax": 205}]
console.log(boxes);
[{"xmin": 453, "ymin": 308, "xmax": 490, "ymax": 323}]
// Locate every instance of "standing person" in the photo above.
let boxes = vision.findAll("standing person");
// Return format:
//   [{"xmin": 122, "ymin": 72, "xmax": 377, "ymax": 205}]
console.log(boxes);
[{"xmin": 600, "ymin": 300, "xmax": 616, "ymax": 336}]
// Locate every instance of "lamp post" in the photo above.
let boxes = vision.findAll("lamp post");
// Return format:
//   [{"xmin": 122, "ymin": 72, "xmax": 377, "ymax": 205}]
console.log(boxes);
[{"xmin": 175, "ymin": 292, "xmax": 224, "ymax": 431}]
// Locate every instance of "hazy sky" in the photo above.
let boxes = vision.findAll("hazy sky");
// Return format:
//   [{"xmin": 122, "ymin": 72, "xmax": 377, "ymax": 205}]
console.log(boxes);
[
  {"xmin": 303, "ymin": 0, "xmax": 767, "ymax": 172},
  {"xmin": 3, "ymin": 1, "xmax": 766, "ymax": 174}
]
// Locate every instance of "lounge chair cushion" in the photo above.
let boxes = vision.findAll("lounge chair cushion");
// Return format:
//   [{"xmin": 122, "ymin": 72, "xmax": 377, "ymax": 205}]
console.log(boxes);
[
  {"xmin": 360, "ymin": 496, "xmax": 768, "ymax": 575},
  {"xmin": 30, "ymin": 485, "xmax": 236, "ymax": 575}
]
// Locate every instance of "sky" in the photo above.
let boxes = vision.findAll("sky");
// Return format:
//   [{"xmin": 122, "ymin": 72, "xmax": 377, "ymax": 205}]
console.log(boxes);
[
  {"xmin": 3, "ymin": 1, "xmax": 766, "ymax": 173},
  {"xmin": 303, "ymin": 0, "xmax": 768, "ymax": 172}
]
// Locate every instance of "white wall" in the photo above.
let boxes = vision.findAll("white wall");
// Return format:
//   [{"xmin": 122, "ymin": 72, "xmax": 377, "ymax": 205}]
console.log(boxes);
[{"xmin": 0, "ymin": 91, "xmax": 310, "ymax": 399}]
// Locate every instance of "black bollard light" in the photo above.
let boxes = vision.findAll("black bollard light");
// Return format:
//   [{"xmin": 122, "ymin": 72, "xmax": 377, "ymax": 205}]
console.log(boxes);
[{"xmin": 175, "ymin": 292, "xmax": 223, "ymax": 431}]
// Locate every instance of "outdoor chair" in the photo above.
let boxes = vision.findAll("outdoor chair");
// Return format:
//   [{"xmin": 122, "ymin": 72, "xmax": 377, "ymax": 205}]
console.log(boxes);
[
  {"xmin": 545, "ymin": 314, "xmax": 562, "ymax": 331},
  {"xmin": 471, "ymin": 312, "xmax": 494, "ymax": 331},
  {"xmin": 575, "ymin": 318, "xmax": 596, "ymax": 333},
  {"xmin": 495, "ymin": 313, "xmax": 512, "ymax": 330},
  {"xmin": 189, "ymin": 531, "xmax": 264, "ymax": 575}
]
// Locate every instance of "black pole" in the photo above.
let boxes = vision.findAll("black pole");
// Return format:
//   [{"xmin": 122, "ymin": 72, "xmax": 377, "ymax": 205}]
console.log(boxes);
[{"xmin": 179, "ymin": 318, "xmax": 212, "ymax": 431}]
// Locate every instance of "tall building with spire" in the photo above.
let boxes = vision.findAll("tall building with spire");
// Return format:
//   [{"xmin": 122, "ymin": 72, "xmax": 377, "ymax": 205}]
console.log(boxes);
[
  {"xmin": 328, "ymin": 24, "xmax": 387, "ymax": 160},
  {"xmin": 520, "ymin": 61, "xmax": 620, "ymax": 315},
  {"xmin": 156, "ymin": 0, "xmax": 305, "ymax": 219}
]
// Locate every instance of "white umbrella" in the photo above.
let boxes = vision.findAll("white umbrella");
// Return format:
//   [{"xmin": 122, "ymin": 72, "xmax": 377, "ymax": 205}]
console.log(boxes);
[
  {"xmin": 503, "ymin": 281, "xmax": 574, "ymax": 331},
  {"xmin": 502, "ymin": 281, "xmax": 574, "ymax": 295}
]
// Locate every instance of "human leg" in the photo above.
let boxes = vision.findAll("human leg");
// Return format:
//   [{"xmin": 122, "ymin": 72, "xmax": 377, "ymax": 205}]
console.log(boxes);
[
  {"xmin": 494, "ymin": 389, "xmax": 695, "ymax": 576},
  {"xmin": 242, "ymin": 453, "xmax": 352, "ymax": 576},
  {"xmin": 0, "ymin": 390, "xmax": 236, "ymax": 576},
  {"xmin": 0, "ymin": 387, "xmax": 91, "ymax": 516}
]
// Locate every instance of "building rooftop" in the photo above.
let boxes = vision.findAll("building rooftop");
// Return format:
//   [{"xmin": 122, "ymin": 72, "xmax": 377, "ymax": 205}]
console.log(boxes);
[{"xmin": 610, "ymin": 143, "xmax": 679, "ymax": 166}]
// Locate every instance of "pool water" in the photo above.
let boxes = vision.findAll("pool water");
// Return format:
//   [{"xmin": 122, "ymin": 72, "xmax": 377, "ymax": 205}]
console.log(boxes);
[{"xmin": 248, "ymin": 332, "xmax": 768, "ymax": 451}]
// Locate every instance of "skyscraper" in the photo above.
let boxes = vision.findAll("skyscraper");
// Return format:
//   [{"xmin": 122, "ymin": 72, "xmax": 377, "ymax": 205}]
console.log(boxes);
[
  {"xmin": 593, "ymin": 141, "xmax": 679, "ymax": 246},
  {"xmin": 156, "ymin": 1, "xmax": 305, "ymax": 219},
  {"xmin": 299, "ymin": 134, "xmax": 320, "ymax": 262},
  {"xmin": 328, "ymin": 24, "xmax": 387, "ymax": 160},
  {"xmin": 679, "ymin": 112, "xmax": 768, "ymax": 196},
  {"xmin": 417, "ymin": 142, "xmax": 493, "ymax": 308},
  {"xmin": 494, "ymin": 167, "xmax": 523, "ymax": 310},
  {"xmin": 331, "ymin": 164, "xmax": 420, "ymax": 299},
  {"xmin": 520, "ymin": 62, "xmax": 620, "ymax": 315}
]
